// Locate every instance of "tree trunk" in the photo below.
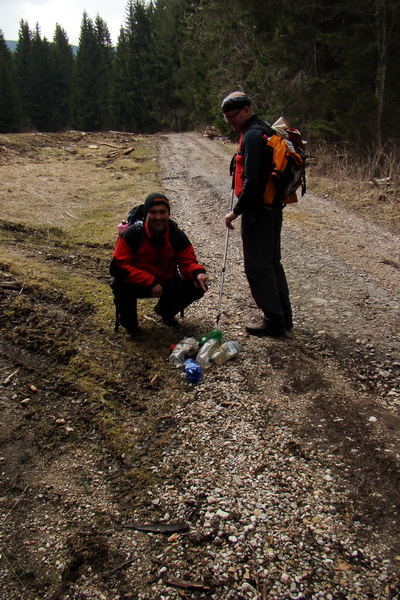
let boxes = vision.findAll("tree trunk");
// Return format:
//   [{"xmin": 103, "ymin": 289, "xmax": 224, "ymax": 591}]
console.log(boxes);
[{"xmin": 374, "ymin": 0, "xmax": 387, "ymax": 151}]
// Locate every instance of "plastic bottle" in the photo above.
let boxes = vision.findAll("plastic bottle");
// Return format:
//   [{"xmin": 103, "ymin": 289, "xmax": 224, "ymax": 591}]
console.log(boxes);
[
  {"xmin": 183, "ymin": 359, "xmax": 203, "ymax": 384},
  {"xmin": 195, "ymin": 338, "xmax": 221, "ymax": 369},
  {"xmin": 211, "ymin": 341, "xmax": 241, "ymax": 364},
  {"xmin": 118, "ymin": 220, "xmax": 129, "ymax": 235},
  {"xmin": 198, "ymin": 329, "xmax": 222, "ymax": 347},
  {"xmin": 168, "ymin": 337, "xmax": 199, "ymax": 367}
]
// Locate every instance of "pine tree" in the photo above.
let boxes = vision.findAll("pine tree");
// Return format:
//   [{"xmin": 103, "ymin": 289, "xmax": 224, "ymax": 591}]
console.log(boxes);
[
  {"xmin": 94, "ymin": 15, "xmax": 114, "ymax": 130},
  {"xmin": 14, "ymin": 20, "xmax": 34, "ymax": 129},
  {"xmin": 30, "ymin": 25, "xmax": 53, "ymax": 130},
  {"xmin": 110, "ymin": 0, "xmax": 157, "ymax": 132},
  {"xmin": 0, "ymin": 30, "xmax": 21, "ymax": 132},
  {"xmin": 50, "ymin": 24, "xmax": 74, "ymax": 130},
  {"xmin": 72, "ymin": 12, "xmax": 113, "ymax": 131},
  {"xmin": 152, "ymin": 0, "xmax": 208, "ymax": 130},
  {"xmin": 173, "ymin": 0, "xmax": 216, "ymax": 128},
  {"xmin": 110, "ymin": 27, "xmax": 131, "ymax": 131},
  {"xmin": 151, "ymin": 0, "xmax": 183, "ymax": 129},
  {"xmin": 177, "ymin": 0, "xmax": 261, "ymax": 128}
]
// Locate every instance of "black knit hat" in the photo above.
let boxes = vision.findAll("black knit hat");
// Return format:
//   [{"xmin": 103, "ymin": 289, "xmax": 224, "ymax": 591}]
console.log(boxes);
[
  {"xmin": 221, "ymin": 91, "xmax": 252, "ymax": 113},
  {"xmin": 143, "ymin": 192, "xmax": 170, "ymax": 215}
]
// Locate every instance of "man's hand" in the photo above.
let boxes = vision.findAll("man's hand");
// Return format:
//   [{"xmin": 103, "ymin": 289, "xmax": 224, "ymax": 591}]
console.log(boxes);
[
  {"xmin": 225, "ymin": 210, "xmax": 238, "ymax": 230},
  {"xmin": 195, "ymin": 273, "xmax": 209, "ymax": 292},
  {"xmin": 150, "ymin": 283, "xmax": 163, "ymax": 298}
]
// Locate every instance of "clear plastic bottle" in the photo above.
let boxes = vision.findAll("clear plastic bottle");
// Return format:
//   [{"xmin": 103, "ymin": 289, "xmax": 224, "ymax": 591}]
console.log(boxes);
[
  {"xmin": 168, "ymin": 337, "xmax": 199, "ymax": 367},
  {"xmin": 198, "ymin": 329, "xmax": 222, "ymax": 347},
  {"xmin": 195, "ymin": 338, "xmax": 221, "ymax": 369},
  {"xmin": 183, "ymin": 359, "xmax": 203, "ymax": 384},
  {"xmin": 210, "ymin": 341, "xmax": 240, "ymax": 364},
  {"xmin": 118, "ymin": 220, "xmax": 129, "ymax": 235}
]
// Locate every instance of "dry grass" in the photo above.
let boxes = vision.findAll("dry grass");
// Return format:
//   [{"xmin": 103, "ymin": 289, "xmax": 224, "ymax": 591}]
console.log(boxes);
[
  {"xmin": 309, "ymin": 141, "xmax": 400, "ymax": 234},
  {"xmin": 0, "ymin": 131, "xmax": 161, "ymax": 243}
]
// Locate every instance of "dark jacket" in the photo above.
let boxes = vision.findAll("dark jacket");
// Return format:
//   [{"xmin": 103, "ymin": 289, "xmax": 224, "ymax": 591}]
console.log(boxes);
[
  {"xmin": 110, "ymin": 220, "xmax": 205, "ymax": 289},
  {"xmin": 233, "ymin": 115, "xmax": 274, "ymax": 215}
]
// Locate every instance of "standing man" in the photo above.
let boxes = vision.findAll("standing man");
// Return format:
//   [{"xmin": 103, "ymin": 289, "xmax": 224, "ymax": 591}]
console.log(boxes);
[
  {"xmin": 222, "ymin": 90, "xmax": 293, "ymax": 337},
  {"xmin": 110, "ymin": 193, "xmax": 208, "ymax": 337}
]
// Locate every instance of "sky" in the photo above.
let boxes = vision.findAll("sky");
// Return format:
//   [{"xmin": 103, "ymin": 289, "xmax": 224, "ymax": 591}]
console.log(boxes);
[{"xmin": 1, "ymin": 0, "xmax": 129, "ymax": 46}]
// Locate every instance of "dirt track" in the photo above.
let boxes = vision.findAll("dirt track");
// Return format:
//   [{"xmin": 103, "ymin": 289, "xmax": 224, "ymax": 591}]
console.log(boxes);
[{"xmin": 0, "ymin": 131, "xmax": 400, "ymax": 599}]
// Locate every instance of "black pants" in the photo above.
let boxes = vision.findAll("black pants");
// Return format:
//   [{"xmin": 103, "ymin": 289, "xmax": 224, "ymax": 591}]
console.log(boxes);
[
  {"xmin": 241, "ymin": 205, "xmax": 292, "ymax": 327},
  {"xmin": 110, "ymin": 273, "xmax": 204, "ymax": 331}
]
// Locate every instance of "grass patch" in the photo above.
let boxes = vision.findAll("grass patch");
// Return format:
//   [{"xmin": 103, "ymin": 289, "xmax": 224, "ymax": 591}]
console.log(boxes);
[{"xmin": 309, "ymin": 142, "xmax": 400, "ymax": 234}]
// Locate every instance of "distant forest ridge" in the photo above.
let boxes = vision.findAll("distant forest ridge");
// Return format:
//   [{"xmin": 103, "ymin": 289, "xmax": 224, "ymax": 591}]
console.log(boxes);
[
  {"xmin": 6, "ymin": 40, "xmax": 78, "ymax": 54},
  {"xmin": 1, "ymin": 0, "xmax": 400, "ymax": 155}
]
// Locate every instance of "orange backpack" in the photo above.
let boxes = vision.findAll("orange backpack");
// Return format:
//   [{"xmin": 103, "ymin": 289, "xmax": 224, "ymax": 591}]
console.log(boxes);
[
  {"xmin": 263, "ymin": 117, "xmax": 307, "ymax": 206},
  {"xmin": 233, "ymin": 117, "xmax": 307, "ymax": 208}
]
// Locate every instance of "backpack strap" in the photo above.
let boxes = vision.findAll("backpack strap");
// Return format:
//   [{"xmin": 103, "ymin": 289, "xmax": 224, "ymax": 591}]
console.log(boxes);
[
  {"xmin": 167, "ymin": 219, "xmax": 191, "ymax": 253},
  {"xmin": 123, "ymin": 221, "xmax": 145, "ymax": 252}
]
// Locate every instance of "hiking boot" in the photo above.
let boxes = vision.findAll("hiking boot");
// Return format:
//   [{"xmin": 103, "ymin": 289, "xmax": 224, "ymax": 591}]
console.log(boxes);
[
  {"xmin": 246, "ymin": 320, "xmax": 286, "ymax": 338},
  {"xmin": 154, "ymin": 303, "xmax": 179, "ymax": 326},
  {"xmin": 162, "ymin": 316, "xmax": 179, "ymax": 327},
  {"xmin": 125, "ymin": 326, "xmax": 141, "ymax": 339}
]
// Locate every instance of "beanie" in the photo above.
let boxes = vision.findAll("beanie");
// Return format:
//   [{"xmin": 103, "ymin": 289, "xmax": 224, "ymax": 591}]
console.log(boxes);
[
  {"xmin": 143, "ymin": 192, "xmax": 170, "ymax": 215},
  {"xmin": 221, "ymin": 91, "xmax": 252, "ymax": 113}
]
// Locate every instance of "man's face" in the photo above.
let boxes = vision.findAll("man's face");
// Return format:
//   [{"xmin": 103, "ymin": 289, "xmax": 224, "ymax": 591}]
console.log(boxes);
[
  {"xmin": 223, "ymin": 105, "xmax": 252, "ymax": 132},
  {"xmin": 146, "ymin": 204, "xmax": 169, "ymax": 235}
]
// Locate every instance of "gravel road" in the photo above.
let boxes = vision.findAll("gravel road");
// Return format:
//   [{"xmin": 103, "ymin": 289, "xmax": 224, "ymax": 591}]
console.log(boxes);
[{"xmin": 123, "ymin": 131, "xmax": 400, "ymax": 599}]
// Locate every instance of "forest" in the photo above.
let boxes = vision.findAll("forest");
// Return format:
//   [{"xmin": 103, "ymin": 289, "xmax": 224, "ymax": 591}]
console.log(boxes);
[{"xmin": 1, "ymin": 0, "xmax": 400, "ymax": 154}]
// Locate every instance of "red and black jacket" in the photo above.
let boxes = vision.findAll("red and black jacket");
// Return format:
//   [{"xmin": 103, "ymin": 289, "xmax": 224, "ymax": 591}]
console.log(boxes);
[
  {"xmin": 233, "ymin": 115, "xmax": 274, "ymax": 215},
  {"xmin": 110, "ymin": 220, "xmax": 205, "ymax": 290}
]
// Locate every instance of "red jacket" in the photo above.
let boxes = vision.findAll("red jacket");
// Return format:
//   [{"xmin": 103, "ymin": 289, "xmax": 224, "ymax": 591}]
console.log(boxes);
[{"xmin": 110, "ymin": 220, "xmax": 205, "ymax": 289}]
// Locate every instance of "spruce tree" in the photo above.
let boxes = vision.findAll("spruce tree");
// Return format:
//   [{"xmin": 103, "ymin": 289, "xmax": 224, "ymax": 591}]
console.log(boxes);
[
  {"xmin": 72, "ymin": 12, "xmax": 113, "ymax": 131},
  {"xmin": 152, "ymin": 0, "xmax": 208, "ymax": 130},
  {"xmin": 94, "ymin": 15, "xmax": 114, "ymax": 130},
  {"xmin": 50, "ymin": 24, "xmax": 74, "ymax": 130},
  {"xmin": 30, "ymin": 25, "xmax": 53, "ymax": 131},
  {"xmin": 110, "ymin": 0, "xmax": 157, "ymax": 132},
  {"xmin": 151, "ymin": 0, "xmax": 183, "ymax": 129},
  {"xmin": 0, "ymin": 31, "xmax": 21, "ymax": 132},
  {"xmin": 14, "ymin": 20, "xmax": 34, "ymax": 129},
  {"xmin": 110, "ymin": 27, "xmax": 131, "ymax": 131},
  {"xmin": 172, "ymin": 0, "xmax": 213, "ymax": 129}
]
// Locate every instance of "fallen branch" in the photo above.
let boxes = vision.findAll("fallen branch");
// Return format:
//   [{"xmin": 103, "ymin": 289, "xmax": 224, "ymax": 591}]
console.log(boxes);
[
  {"xmin": 103, "ymin": 557, "xmax": 135, "ymax": 578},
  {"xmin": 122, "ymin": 146, "xmax": 135, "ymax": 155},
  {"xmin": 2, "ymin": 369, "xmax": 20, "ymax": 385},
  {"xmin": 0, "ymin": 281, "xmax": 22, "ymax": 290},
  {"xmin": 105, "ymin": 146, "xmax": 135, "ymax": 159},
  {"xmin": 92, "ymin": 141, "xmax": 124, "ymax": 148},
  {"xmin": 165, "ymin": 575, "xmax": 210, "ymax": 591},
  {"xmin": 125, "ymin": 521, "xmax": 189, "ymax": 534}
]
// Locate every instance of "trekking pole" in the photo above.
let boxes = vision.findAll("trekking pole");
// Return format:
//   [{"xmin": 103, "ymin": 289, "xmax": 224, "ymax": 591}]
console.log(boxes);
[{"xmin": 216, "ymin": 188, "xmax": 235, "ymax": 325}]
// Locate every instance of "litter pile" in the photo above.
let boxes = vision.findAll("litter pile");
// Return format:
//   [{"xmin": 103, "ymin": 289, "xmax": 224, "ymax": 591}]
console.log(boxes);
[{"xmin": 168, "ymin": 330, "xmax": 241, "ymax": 383}]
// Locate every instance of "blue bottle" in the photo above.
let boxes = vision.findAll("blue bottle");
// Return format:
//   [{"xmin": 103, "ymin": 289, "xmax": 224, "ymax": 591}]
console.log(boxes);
[{"xmin": 183, "ymin": 359, "xmax": 202, "ymax": 384}]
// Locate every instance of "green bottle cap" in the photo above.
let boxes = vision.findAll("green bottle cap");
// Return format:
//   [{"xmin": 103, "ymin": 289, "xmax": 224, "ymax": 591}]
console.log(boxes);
[{"xmin": 199, "ymin": 329, "xmax": 222, "ymax": 346}]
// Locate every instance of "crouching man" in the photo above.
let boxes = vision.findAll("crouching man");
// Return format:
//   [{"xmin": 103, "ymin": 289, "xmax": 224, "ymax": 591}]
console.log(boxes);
[{"xmin": 110, "ymin": 193, "xmax": 208, "ymax": 337}]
